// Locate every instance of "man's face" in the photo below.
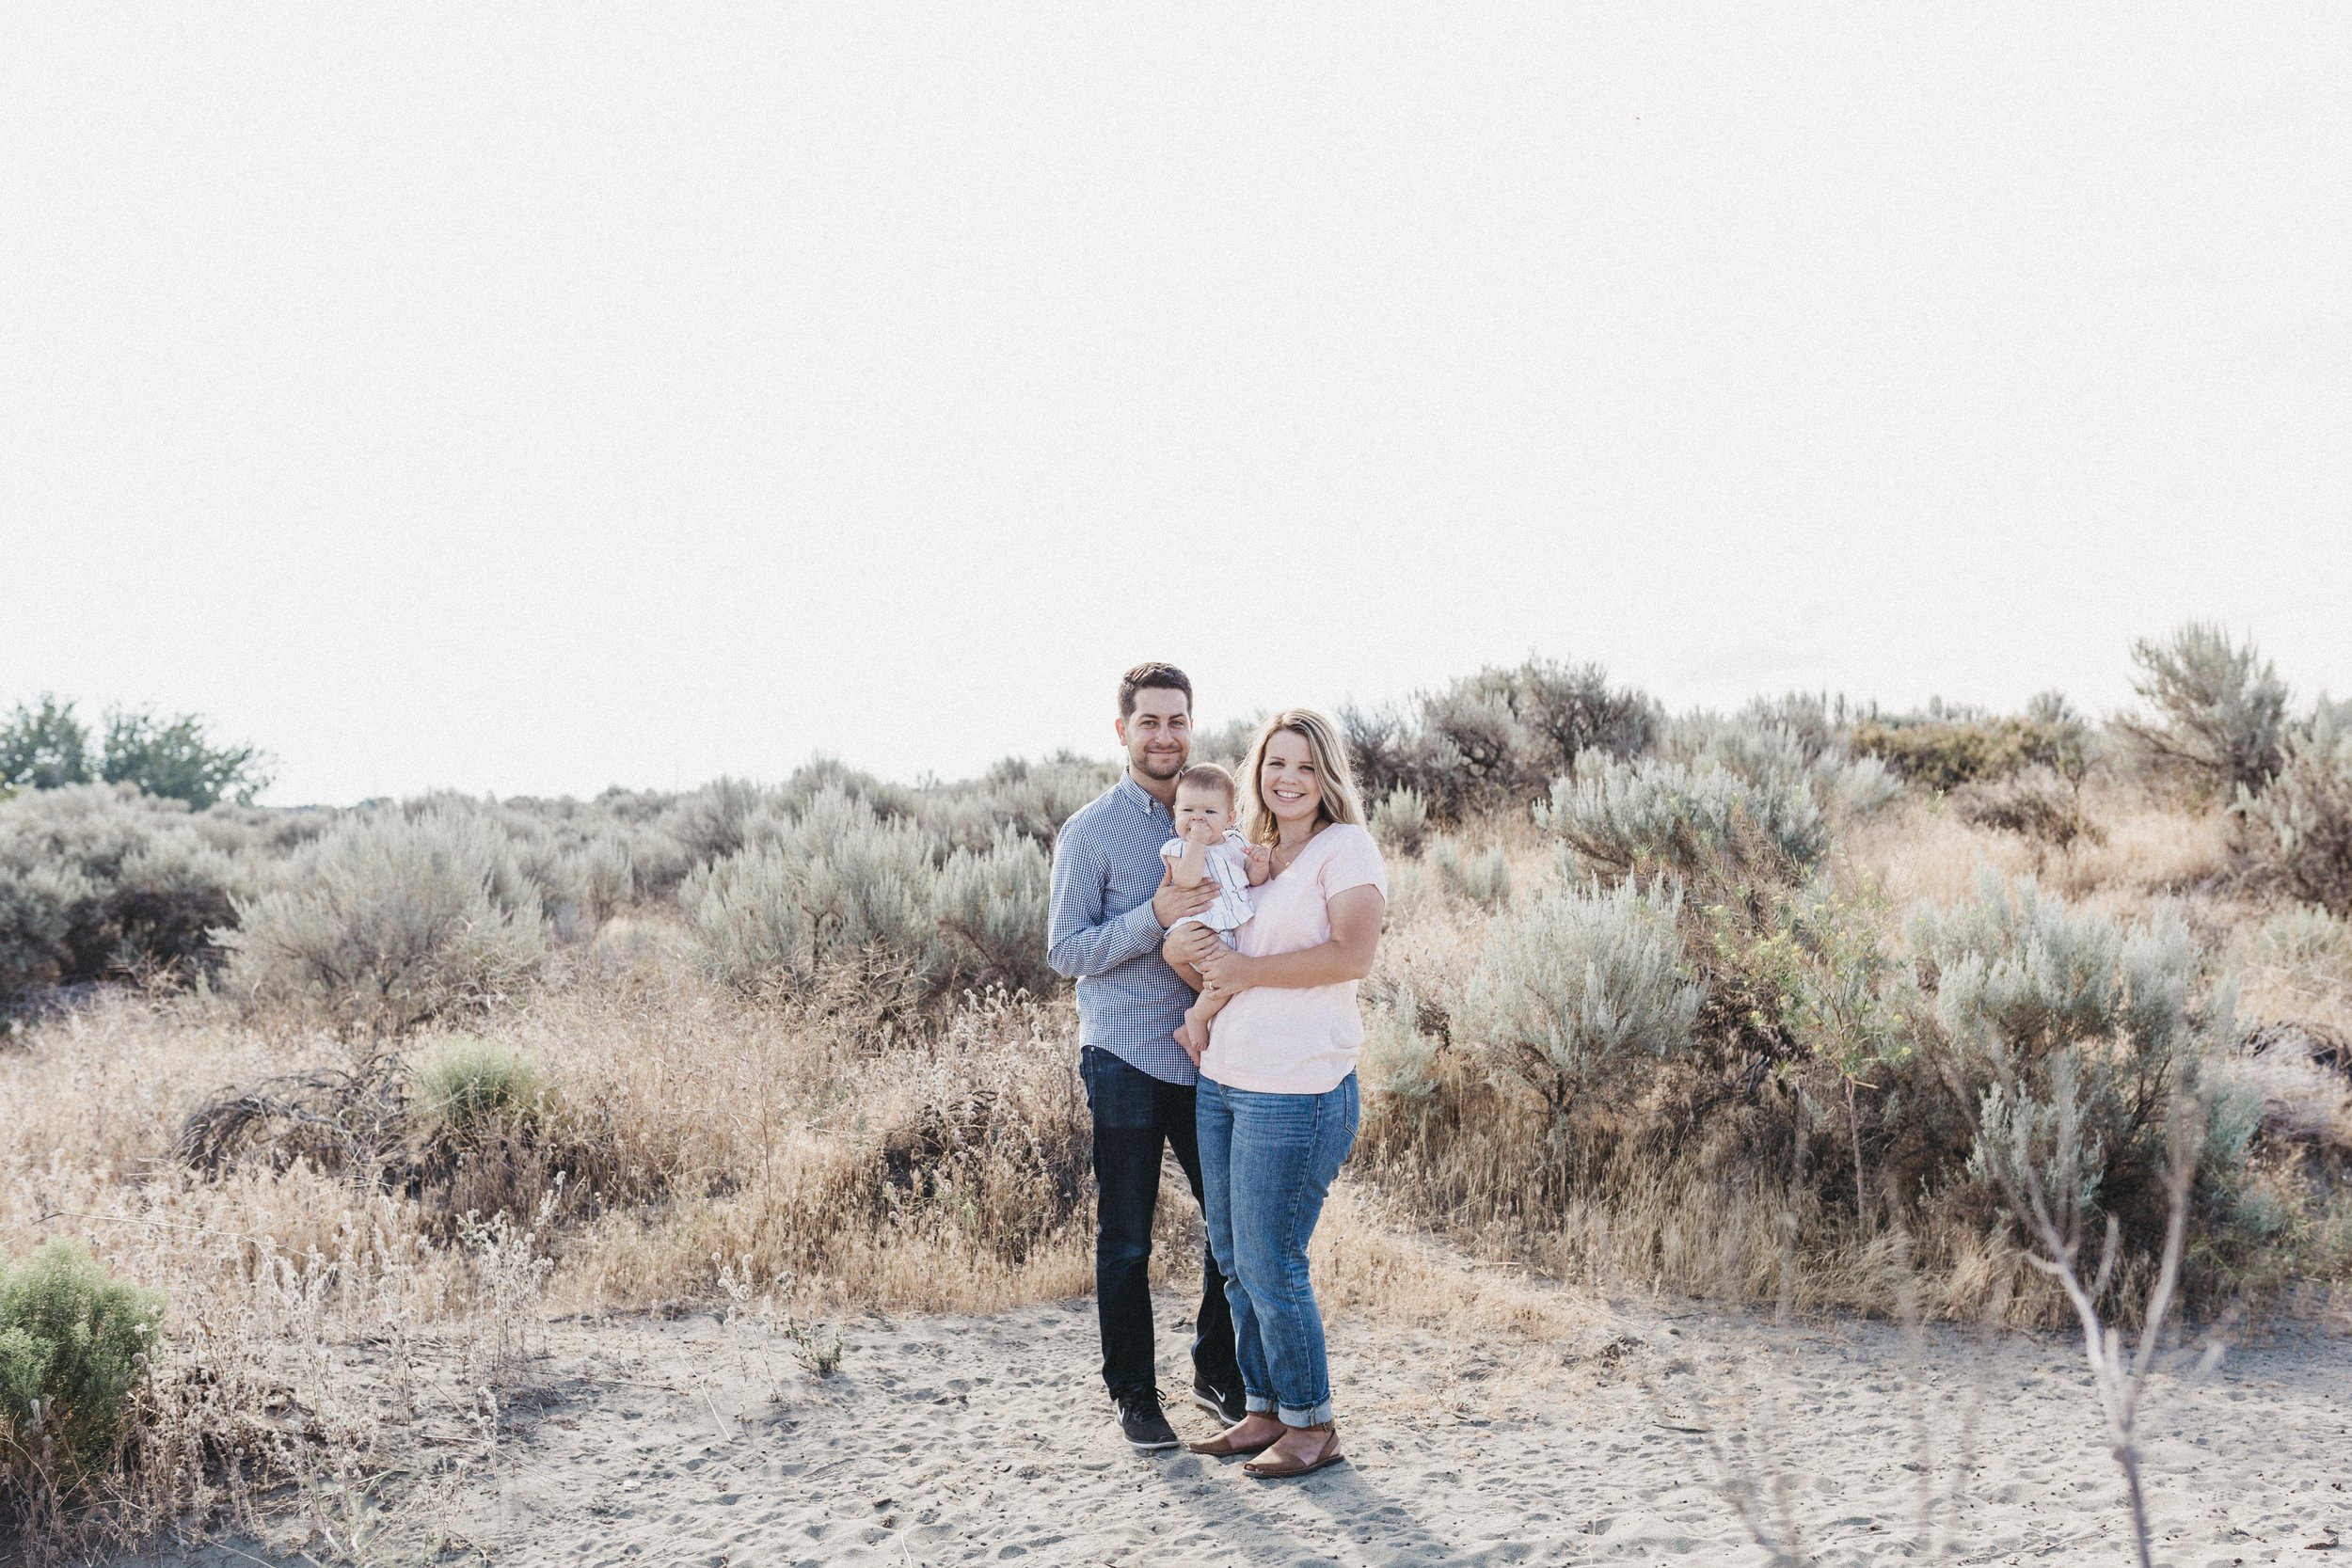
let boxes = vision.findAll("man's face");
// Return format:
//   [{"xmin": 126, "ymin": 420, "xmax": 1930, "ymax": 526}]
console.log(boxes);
[{"xmin": 1116, "ymin": 686, "xmax": 1191, "ymax": 782}]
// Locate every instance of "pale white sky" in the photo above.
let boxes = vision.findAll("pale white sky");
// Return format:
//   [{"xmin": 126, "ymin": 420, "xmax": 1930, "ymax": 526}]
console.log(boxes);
[{"xmin": 6, "ymin": 7, "xmax": 2348, "ymax": 805}]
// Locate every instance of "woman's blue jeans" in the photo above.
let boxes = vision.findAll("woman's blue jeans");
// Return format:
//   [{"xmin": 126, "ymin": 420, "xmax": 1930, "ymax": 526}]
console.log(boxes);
[{"xmin": 1196, "ymin": 1072, "xmax": 1359, "ymax": 1427}]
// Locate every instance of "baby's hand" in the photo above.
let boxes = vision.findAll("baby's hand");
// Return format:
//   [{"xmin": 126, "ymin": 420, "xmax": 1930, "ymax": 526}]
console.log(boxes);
[
  {"xmin": 1181, "ymin": 816, "xmax": 1221, "ymax": 845},
  {"xmin": 1240, "ymin": 842, "xmax": 1272, "ymax": 881}
]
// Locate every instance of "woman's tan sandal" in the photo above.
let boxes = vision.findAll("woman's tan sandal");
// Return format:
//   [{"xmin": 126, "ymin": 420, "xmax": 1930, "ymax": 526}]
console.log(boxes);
[
  {"xmin": 1186, "ymin": 1421, "xmax": 1280, "ymax": 1457},
  {"xmin": 1241, "ymin": 1422, "xmax": 1343, "ymax": 1479}
]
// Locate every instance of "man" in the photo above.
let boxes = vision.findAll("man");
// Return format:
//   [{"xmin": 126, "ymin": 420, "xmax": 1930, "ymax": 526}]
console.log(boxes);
[{"xmin": 1047, "ymin": 662, "xmax": 1247, "ymax": 1453}]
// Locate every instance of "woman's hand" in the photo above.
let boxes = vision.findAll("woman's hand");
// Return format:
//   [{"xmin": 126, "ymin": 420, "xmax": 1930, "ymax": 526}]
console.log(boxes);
[{"xmin": 1193, "ymin": 942, "xmax": 1254, "ymax": 993}]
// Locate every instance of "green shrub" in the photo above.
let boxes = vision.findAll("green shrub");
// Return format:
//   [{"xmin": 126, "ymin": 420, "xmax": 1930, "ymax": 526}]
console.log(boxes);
[
  {"xmin": 0, "ymin": 785, "xmax": 249, "ymax": 1004},
  {"xmin": 1427, "ymin": 834, "xmax": 1511, "ymax": 909},
  {"xmin": 1535, "ymin": 751, "xmax": 1828, "ymax": 884},
  {"xmin": 1456, "ymin": 878, "xmax": 1701, "ymax": 1126},
  {"xmin": 416, "ymin": 1037, "xmax": 549, "ymax": 1134},
  {"xmin": 2121, "ymin": 622, "xmax": 2290, "ymax": 796},
  {"xmin": 1851, "ymin": 715, "xmax": 2081, "ymax": 791},
  {"xmin": 222, "ymin": 807, "xmax": 548, "ymax": 1033},
  {"xmin": 1, "ymin": 1240, "xmax": 165, "ymax": 1487},
  {"xmin": 2235, "ymin": 712, "xmax": 2352, "ymax": 913}
]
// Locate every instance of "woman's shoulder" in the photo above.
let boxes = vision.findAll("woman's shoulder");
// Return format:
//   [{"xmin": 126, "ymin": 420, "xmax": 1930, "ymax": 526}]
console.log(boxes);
[{"xmin": 1312, "ymin": 821, "xmax": 1387, "ymax": 878}]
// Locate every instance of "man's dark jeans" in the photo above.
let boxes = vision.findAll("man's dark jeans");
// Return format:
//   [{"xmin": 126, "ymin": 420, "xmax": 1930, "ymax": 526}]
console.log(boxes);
[{"xmin": 1080, "ymin": 1044, "xmax": 1241, "ymax": 1402}]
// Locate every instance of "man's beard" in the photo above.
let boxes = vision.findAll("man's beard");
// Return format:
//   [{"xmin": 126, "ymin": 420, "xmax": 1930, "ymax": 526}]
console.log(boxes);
[{"xmin": 1136, "ymin": 750, "xmax": 1185, "ymax": 779}]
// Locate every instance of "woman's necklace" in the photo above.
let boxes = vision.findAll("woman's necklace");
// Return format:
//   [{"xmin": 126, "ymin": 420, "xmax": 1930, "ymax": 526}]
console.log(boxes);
[{"xmin": 1269, "ymin": 822, "xmax": 1324, "ymax": 875}]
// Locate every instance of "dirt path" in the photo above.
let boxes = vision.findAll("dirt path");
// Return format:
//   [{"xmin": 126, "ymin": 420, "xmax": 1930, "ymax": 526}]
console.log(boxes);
[{"xmin": 126, "ymin": 1286, "xmax": 2348, "ymax": 1567}]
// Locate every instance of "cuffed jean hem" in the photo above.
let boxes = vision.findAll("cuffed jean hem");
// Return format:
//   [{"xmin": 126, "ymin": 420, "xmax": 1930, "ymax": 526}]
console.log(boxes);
[
  {"xmin": 1278, "ymin": 1398, "xmax": 1336, "ymax": 1427},
  {"xmin": 1244, "ymin": 1394, "xmax": 1276, "ymax": 1415}
]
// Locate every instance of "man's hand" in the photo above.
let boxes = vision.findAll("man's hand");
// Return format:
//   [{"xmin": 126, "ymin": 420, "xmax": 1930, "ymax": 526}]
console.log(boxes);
[
  {"xmin": 1162, "ymin": 920, "xmax": 1224, "ymax": 974},
  {"xmin": 1152, "ymin": 879, "xmax": 1219, "ymax": 928}
]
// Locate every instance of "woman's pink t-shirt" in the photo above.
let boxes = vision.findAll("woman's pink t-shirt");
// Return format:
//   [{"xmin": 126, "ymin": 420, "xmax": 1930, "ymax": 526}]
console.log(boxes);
[{"xmin": 1200, "ymin": 821, "xmax": 1389, "ymax": 1096}]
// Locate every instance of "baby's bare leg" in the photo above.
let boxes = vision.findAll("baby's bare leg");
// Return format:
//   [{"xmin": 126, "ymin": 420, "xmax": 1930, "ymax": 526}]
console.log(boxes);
[{"xmin": 1176, "ymin": 932, "xmax": 1238, "ymax": 1060}]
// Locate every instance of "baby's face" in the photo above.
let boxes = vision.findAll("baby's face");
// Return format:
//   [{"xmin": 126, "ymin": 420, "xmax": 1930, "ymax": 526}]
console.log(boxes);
[{"xmin": 1174, "ymin": 787, "xmax": 1235, "ymax": 839}]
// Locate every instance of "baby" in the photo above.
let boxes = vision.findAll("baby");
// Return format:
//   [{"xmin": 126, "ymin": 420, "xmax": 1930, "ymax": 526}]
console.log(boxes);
[{"xmin": 1160, "ymin": 763, "xmax": 1271, "ymax": 1061}]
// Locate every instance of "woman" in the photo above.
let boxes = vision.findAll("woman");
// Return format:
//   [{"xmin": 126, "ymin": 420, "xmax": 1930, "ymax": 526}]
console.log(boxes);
[{"xmin": 1163, "ymin": 708, "xmax": 1388, "ymax": 1480}]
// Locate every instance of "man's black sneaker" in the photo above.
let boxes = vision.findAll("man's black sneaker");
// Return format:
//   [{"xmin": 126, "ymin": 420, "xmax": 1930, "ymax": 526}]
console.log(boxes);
[
  {"xmin": 1189, "ymin": 1378, "xmax": 1247, "ymax": 1427},
  {"xmin": 1115, "ymin": 1391, "xmax": 1181, "ymax": 1453}
]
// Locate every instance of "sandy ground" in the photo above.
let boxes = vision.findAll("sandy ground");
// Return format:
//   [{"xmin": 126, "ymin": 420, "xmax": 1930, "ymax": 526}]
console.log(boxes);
[{"xmin": 124, "ymin": 1282, "xmax": 2350, "ymax": 1568}]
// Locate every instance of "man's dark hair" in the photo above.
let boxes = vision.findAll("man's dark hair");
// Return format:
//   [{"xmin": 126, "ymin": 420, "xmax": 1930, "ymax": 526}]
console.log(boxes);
[{"xmin": 1118, "ymin": 662, "xmax": 1193, "ymax": 720}]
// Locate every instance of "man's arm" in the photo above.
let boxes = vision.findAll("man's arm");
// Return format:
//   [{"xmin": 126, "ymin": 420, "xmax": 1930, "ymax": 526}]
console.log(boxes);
[{"xmin": 1047, "ymin": 823, "xmax": 1218, "ymax": 978}]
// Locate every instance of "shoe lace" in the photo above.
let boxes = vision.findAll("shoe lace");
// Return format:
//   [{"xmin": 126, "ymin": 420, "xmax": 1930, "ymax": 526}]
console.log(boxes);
[{"xmin": 1117, "ymin": 1387, "xmax": 1169, "ymax": 1419}]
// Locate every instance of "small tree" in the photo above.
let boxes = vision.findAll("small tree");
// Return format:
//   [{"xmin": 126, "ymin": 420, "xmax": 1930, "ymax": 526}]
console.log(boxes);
[
  {"xmin": 0, "ymin": 697, "xmax": 91, "ymax": 792},
  {"xmin": 2120, "ymin": 623, "xmax": 2289, "ymax": 796},
  {"xmin": 99, "ymin": 707, "xmax": 272, "ymax": 808}
]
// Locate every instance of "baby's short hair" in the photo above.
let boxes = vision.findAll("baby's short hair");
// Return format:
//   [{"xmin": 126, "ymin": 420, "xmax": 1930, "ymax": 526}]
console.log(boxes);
[{"xmin": 1175, "ymin": 762, "xmax": 1238, "ymax": 806}]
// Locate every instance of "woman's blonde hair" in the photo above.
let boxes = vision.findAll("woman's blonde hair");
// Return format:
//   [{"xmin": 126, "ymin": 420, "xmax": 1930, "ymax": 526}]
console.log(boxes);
[{"xmin": 1238, "ymin": 708, "xmax": 1367, "ymax": 844}]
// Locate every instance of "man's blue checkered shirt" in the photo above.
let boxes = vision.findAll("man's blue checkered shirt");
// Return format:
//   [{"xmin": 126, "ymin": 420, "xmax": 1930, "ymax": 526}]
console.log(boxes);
[{"xmin": 1047, "ymin": 772, "xmax": 1198, "ymax": 1085}]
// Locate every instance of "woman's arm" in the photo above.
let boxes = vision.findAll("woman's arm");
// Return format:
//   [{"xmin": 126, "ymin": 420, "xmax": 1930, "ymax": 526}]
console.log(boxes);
[{"xmin": 1195, "ymin": 885, "xmax": 1385, "ymax": 992}]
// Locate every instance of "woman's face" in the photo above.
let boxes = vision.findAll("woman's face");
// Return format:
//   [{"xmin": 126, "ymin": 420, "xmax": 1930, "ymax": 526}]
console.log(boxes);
[{"xmin": 1259, "ymin": 729, "xmax": 1324, "ymax": 830}]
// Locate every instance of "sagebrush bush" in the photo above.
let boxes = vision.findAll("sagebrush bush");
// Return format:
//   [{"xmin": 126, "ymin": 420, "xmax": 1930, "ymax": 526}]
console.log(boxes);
[
  {"xmin": 1908, "ymin": 871, "xmax": 2246, "ymax": 1254},
  {"xmin": 1342, "ymin": 658, "xmax": 1659, "ymax": 820},
  {"xmin": 1823, "ymin": 754, "xmax": 1903, "ymax": 819},
  {"xmin": 223, "ymin": 807, "xmax": 548, "ymax": 1034},
  {"xmin": 2248, "ymin": 903, "xmax": 2351, "ymax": 972},
  {"xmin": 917, "ymin": 753, "xmax": 1114, "ymax": 853},
  {"xmin": 1953, "ymin": 767, "xmax": 2099, "ymax": 849},
  {"xmin": 1359, "ymin": 985, "xmax": 1445, "ymax": 1121},
  {"xmin": 416, "ymin": 1037, "xmax": 549, "ymax": 1135},
  {"xmin": 657, "ymin": 777, "xmax": 776, "ymax": 872},
  {"xmin": 1369, "ymin": 785, "xmax": 1429, "ymax": 856},
  {"xmin": 1, "ymin": 1240, "xmax": 166, "ymax": 1491},
  {"xmin": 1456, "ymin": 878, "xmax": 1701, "ymax": 1128},
  {"xmin": 0, "ymin": 785, "xmax": 249, "ymax": 1005},
  {"xmin": 684, "ymin": 788, "xmax": 946, "ymax": 996},
  {"xmin": 2235, "ymin": 712, "xmax": 2352, "ymax": 913},
  {"xmin": 1536, "ymin": 751, "xmax": 1827, "ymax": 884},
  {"xmin": 933, "ymin": 829, "xmax": 1057, "ymax": 995},
  {"xmin": 2121, "ymin": 622, "xmax": 2290, "ymax": 796},
  {"xmin": 1427, "ymin": 834, "xmax": 1512, "ymax": 908}
]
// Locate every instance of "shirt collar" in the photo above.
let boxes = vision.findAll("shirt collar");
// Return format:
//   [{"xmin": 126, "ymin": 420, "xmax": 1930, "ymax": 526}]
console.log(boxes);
[{"xmin": 1115, "ymin": 771, "xmax": 1171, "ymax": 817}]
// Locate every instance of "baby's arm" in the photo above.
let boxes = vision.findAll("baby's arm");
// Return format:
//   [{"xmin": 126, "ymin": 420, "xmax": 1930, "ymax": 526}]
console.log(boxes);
[
  {"xmin": 1239, "ymin": 841, "xmax": 1272, "ymax": 886},
  {"xmin": 1168, "ymin": 835, "xmax": 1210, "ymax": 889}
]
